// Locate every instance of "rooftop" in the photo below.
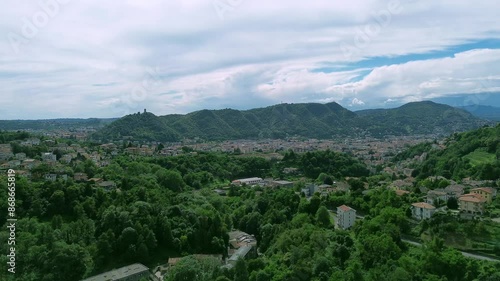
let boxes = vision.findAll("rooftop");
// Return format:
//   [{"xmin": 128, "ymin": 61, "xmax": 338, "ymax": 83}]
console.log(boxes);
[
  {"xmin": 81, "ymin": 263, "xmax": 148, "ymax": 281},
  {"xmin": 471, "ymin": 187, "xmax": 494, "ymax": 194},
  {"xmin": 338, "ymin": 205, "xmax": 355, "ymax": 212},
  {"xmin": 411, "ymin": 202, "xmax": 436, "ymax": 210},
  {"xmin": 459, "ymin": 193, "xmax": 486, "ymax": 203}
]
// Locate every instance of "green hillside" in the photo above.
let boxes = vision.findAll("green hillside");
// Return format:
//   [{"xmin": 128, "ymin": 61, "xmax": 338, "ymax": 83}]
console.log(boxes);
[
  {"xmin": 408, "ymin": 123, "xmax": 500, "ymax": 180},
  {"xmin": 357, "ymin": 101, "xmax": 486, "ymax": 136},
  {"xmin": 91, "ymin": 101, "xmax": 487, "ymax": 142}
]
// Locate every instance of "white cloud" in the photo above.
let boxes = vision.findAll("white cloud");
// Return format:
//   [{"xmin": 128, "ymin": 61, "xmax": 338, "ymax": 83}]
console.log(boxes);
[{"xmin": 0, "ymin": 0, "xmax": 499, "ymax": 118}]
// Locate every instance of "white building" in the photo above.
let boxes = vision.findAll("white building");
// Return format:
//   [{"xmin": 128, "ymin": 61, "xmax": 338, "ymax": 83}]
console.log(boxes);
[
  {"xmin": 426, "ymin": 189, "xmax": 448, "ymax": 205},
  {"xmin": 411, "ymin": 202, "xmax": 436, "ymax": 220},
  {"xmin": 337, "ymin": 205, "xmax": 356, "ymax": 229},
  {"xmin": 232, "ymin": 177, "xmax": 264, "ymax": 186},
  {"xmin": 42, "ymin": 152, "xmax": 57, "ymax": 163}
]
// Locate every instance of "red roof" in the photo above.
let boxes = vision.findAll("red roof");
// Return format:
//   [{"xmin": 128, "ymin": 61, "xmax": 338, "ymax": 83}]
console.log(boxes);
[
  {"xmin": 411, "ymin": 202, "xmax": 435, "ymax": 209},
  {"xmin": 338, "ymin": 205, "xmax": 353, "ymax": 212},
  {"xmin": 459, "ymin": 193, "xmax": 486, "ymax": 203}
]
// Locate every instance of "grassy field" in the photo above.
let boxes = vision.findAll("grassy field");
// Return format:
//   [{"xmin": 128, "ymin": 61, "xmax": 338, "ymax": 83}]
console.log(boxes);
[{"xmin": 464, "ymin": 150, "xmax": 496, "ymax": 167}]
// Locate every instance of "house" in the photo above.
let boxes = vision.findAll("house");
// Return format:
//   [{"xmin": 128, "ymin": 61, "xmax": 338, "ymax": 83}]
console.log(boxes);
[
  {"xmin": 445, "ymin": 184, "xmax": 465, "ymax": 198},
  {"xmin": 44, "ymin": 174, "xmax": 57, "ymax": 182},
  {"xmin": 232, "ymin": 177, "xmax": 264, "ymax": 186},
  {"xmin": 301, "ymin": 184, "xmax": 320, "ymax": 197},
  {"xmin": 21, "ymin": 159, "xmax": 38, "ymax": 170},
  {"xmin": 426, "ymin": 189, "xmax": 448, "ymax": 205},
  {"xmin": 88, "ymin": 177, "xmax": 103, "ymax": 184},
  {"xmin": 337, "ymin": 205, "xmax": 356, "ymax": 229},
  {"xmin": 81, "ymin": 263, "xmax": 149, "ymax": 281},
  {"xmin": 42, "ymin": 152, "xmax": 57, "ymax": 163},
  {"xmin": 411, "ymin": 202, "xmax": 436, "ymax": 220},
  {"xmin": 470, "ymin": 188, "xmax": 494, "ymax": 203},
  {"xmin": 22, "ymin": 138, "xmax": 40, "ymax": 146},
  {"xmin": 60, "ymin": 154, "xmax": 73, "ymax": 164},
  {"xmin": 74, "ymin": 173, "xmax": 88, "ymax": 181},
  {"xmin": 99, "ymin": 181, "xmax": 117, "ymax": 191},
  {"xmin": 458, "ymin": 194, "xmax": 486, "ymax": 214}
]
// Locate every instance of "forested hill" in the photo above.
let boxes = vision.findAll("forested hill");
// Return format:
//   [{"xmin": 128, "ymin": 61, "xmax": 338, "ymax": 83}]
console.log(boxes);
[
  {"xmin": 92, "ymin": 101, "xmax": 486, "ymax": 142},
  {"xmin": 355, "ymin": 101, "xmax": 487, "ymax": 136},
  {"xmin": 403, "ymin": 123, "xmax": 500, "ymax": 181}
]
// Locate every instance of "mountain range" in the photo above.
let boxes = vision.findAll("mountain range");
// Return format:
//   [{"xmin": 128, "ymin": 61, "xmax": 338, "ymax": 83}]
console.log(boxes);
[
  {"xmin": 89, "ymin": 101, "xmax": 490, "ymax": 142},
  {"xmin": 458, "ymin": 105, "xmax": 500, "ymax": 121}
]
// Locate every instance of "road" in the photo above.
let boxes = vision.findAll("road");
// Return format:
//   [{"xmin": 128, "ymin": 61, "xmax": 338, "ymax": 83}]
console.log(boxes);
[{"xmin": 401, "ymin": 238, "xmax": 499, "ymax": 262}]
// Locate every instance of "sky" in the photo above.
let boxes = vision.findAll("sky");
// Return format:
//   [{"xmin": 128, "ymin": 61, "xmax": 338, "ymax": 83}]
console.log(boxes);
[{"xmin": 1, "ymin": 0, "xmax": 500, "ymax": 119}]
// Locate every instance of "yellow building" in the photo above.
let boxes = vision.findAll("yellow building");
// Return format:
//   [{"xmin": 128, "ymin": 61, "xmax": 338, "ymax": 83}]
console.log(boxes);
[
  {"xmin": 458, "ymin": 194, "xmax": 486, "ymax": 214},
  {"xmin": 470, "ymin": 188, "xmax": 494, "ymax": 204}
]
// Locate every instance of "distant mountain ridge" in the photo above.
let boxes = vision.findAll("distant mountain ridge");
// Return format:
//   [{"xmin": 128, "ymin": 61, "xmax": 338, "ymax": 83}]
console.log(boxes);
[
  {"xmin": 91, "ymin": 101, "xmax": 488, "ymax": 142},
  {"xmin": 458, "ymin": 105, "xmax": 500, "ymax": 121},
  {"xmin": 0, "ymin": 118, "xmax": 117, "ymax": 131}
]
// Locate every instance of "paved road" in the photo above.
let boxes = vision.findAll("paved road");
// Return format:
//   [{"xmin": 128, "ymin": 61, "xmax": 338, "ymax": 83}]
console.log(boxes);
[{"xmin": 401, "ymin": 239, "xmax": 499, "ymax": 262}]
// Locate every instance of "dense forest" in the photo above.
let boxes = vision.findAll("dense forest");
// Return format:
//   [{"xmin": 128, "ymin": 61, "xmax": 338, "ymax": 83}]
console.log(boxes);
[{"xmin": 91, "ymin": 101, "xmax": 485, "ymax": 142}]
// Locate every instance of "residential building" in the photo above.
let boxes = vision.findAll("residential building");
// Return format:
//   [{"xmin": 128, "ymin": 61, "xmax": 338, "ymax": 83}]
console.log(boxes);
[
  {"xmin": 411, "ymin": 202, "xmax": 436, "ymax": 220},
  {"xmin": 60, "ymin": 154, "xmax": 73, "ymax": 164},
  {"xmin": 445, "ymin": 184, "xmax": 465, "ymax": 198},
  {"xmin": 88, "ymin": 177, "xmax": 103, "ymax": 184},
  {"xmin": 42, "ymin": 152, "xmax": 57, "ymax": 163},
  {"xmin": 301, "ymin": 184, "xmax": 320, "ymax": 197},
  {"xmin": 337, "ymin": 205, "xmax": 356, "ymax": 229},
  {"xmin": 74, "ymin": 173, "xmax": 88, "ymax": 181},
  {"xmin": 24, "ymin": 138, "xmax": 41, "ymax": 146},
  {"xmin": 426, "ymin": 189, "xmax": 448, "ymax": 205},
  {"xmin": 99, "ymin": 181, "xmax": 117, "ymax": 191},
  {"xmin": 44, "ymin": 174, "xmax": 57, "ymax": 182},
  {"xmin": 81, "ymin": 263, "xmax": 149, "ymax": 281},
  {"xmin": 232, "ymin": 177, "xmax": 264, "ymax": 186},
  {"xmin": 470, "ymin": 188, "xmax": 494, "ymax": 203},
  {"xmin": 21, "ymin": 159, "xmax": 38, "ymax": 170},
  {"xmin": 458, "ymin": 194, "xmax": 486, "ymax": 214}
]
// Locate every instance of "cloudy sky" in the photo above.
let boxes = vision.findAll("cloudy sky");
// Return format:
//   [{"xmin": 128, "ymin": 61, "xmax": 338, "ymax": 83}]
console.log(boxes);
[{"xmin": 1, "ymin": 0, "xmax": 500, "ymax": 119}]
